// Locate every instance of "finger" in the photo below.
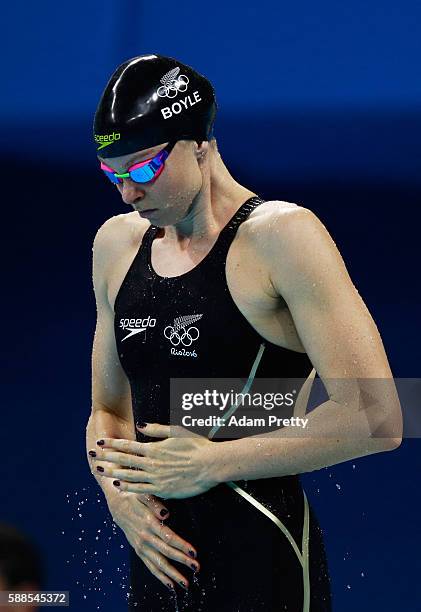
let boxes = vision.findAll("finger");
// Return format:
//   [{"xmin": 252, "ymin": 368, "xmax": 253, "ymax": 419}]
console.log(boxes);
[
  {"xmin": 145, "ymin": 533, "xmax": 200, "ymax": 573},
  {"xmin": 138, "ymin": 552, "xmax": 180, "ymax": 592},
  {"xmin": 94, "ymin": 465, "xmax": 154, "ymax": 483},
  {"xmin": 135, "ymin": 422, "xmax": 171, "ymax": 438},
  {"xmin": 137, "ymin": 493, "xmax": 171, "ymax": 520},
  {"xmin": 127, "ymin": 493, "xmax": 172, "ymax": 523},
  {"xmin": 96, "ymin": 438, "xmax": 148, "ymax": 455},
  {"xmin": 139, "ymin": 547, "xmax": 190, "ymax": 590},
  {"xmin": 137, "ymin": 422, "xmax": 199, "ymax": 439},
  {"xmin": 93, "ymin": 449, "xmax": 154, "ymax": 469},
  {"xmin": 151, "ymin": 520, "xmax": 198, "ymax": 562},
  {"xmin": 113, "ymin": 480, "xmax": 159, "ymax": 495}
]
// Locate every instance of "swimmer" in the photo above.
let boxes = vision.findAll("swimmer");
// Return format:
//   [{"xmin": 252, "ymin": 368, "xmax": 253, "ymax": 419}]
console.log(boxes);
[{"xmin": 86, "ymin": 54, "xmax": 402, "ymax": 611}]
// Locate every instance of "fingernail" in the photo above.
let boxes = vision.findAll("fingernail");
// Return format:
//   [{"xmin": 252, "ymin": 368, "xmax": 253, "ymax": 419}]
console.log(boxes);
[
  {"xmin": 96, "ymin": 440, "xmax": 104, "ymax": 446},
  {"xmin": 166, "ymin": 583, "xmax": 174, "ymax": 591},
  {"xmin": 188, "ymin": 550, "xmax": 196, "ymax": 558},
  {"xmin": 179, "ymin": 580, "xmax": 188, "ymax": 590},
  {"xmin": 136, "ymin": 422, "xmax": 147, "ymax": 429},
  {"xmin": 190, "ymin": 564, "xmax": 198, "ymax": 571},
  {"xmin": 96, "ymin": 466, "xmax": 104, "ymax": 472},
  {"xmin": 88, "ymin": 451, "xmax": 96, "ymax": 457},
  {"xmin": 160, "ymin": 509, "xmax": 169, "ymax": 517},
  {"xmin": 113, "ymin": 480, "xmax": 120, "ymax": 487}
]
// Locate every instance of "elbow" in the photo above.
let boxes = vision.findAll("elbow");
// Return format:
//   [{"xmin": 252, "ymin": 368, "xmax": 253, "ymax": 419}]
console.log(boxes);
[
  {"xmin": 384, "ymin": 436, "xmax": 402, "ymax": 451},
  {"xmin": 367, "ymin": 435, "xmax": 402, "ymax": 454},
  {"xmin": 366, "ymin": 399, "xmax": 403, "ymax": 453},
  {"xmin": 379, "ymin": 408, "xmax": 403, "ymax": 451}
]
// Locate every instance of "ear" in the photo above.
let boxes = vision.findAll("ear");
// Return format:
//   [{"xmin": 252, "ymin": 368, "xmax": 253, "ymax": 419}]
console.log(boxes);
[{"xmin": 195, "ymin": 141, "xmax": 209, "ymax": 161}]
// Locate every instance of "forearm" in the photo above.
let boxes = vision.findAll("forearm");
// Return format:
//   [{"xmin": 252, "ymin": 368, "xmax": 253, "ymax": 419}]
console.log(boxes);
[
  {"xmin": 86, "ymin": 408, "xmax": 135, "ymax": 508},
  {"xmin": 208, "ymin": 398, "xmax": 401, "ymax": 484}
]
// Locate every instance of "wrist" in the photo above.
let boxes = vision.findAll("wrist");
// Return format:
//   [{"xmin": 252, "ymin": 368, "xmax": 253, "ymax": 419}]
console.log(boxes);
[{"xmin": 206, "ymin": 440, "xmax": 234, "ymax": 484}]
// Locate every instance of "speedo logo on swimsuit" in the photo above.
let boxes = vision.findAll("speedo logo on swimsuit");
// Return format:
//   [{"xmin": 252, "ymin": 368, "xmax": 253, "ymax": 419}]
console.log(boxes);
[
  {"xmin": 94, "ymin": 132, "xmax": 121, "ymax": 150},
  {"xmin": 157, "ymin": 66, "xmax": 202, "ymax": 119},
  {"xmin": 119, "ymin": 316, "xmax": 156, "ymax": 341},
  {"xmin": 164, "ymin": 314, "xmax": 202, "ymax": 358}
]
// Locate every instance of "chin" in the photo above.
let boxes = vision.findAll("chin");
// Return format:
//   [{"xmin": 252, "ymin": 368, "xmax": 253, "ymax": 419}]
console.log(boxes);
[{"xmin": 156, "ymin": 208, "xmax": 183, "ymax": 227}]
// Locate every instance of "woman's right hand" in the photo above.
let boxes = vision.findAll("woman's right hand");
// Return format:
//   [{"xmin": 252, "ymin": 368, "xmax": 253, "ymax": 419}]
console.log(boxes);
[{"xmin": 107, "ymin": 491, "xmax": 200, "ymax": 591}]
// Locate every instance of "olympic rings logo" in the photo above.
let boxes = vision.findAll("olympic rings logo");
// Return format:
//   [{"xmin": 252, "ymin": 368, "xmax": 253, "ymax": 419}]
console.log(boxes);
[
  {"xmin": 164, "ymin": 325, "xmax": 199, "ymax": 346},
  {"xmin": 157, "ymin": 67, "xmax": 189, "ymax": 99}
]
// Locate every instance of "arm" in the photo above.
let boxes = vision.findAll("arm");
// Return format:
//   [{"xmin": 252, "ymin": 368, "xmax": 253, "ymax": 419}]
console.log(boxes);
[
  {"xmin": 208, "ymin": 205, "xmax": 403, "ymax": 484},
  {"xmin": 87, "ymin": 217, "xmax": 136, "ymax": 509},
  {"xmin": 88, "ymin": 217, "xmax": 203, "ymax": 589}
]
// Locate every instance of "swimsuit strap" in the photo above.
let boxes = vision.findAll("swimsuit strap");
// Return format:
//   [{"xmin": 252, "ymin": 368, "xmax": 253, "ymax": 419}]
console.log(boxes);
[{"xmin": 215, "ymin": 195, "xmax": 265, "ymax": 254}]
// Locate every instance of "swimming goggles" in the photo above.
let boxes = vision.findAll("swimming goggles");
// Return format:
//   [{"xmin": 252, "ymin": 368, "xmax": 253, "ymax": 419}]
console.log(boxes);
[{"xmin": 100, "ymin": 141, "xmax": 175, "ymax": 185}]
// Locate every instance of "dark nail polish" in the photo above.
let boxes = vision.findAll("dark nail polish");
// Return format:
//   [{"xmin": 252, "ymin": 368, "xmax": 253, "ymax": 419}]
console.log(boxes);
[
  {"xmin": 137, "ymin": 421, "xmax": 147, "ymax": 428},
  {"xmin": 188, "ymin": 550, "xmax": 196, "ymax": 558},
  {"xmin": 179, "ymin": 580, "xmax": 188, "ymax": 589},
  {"xmin": 97, "ymin": 440, "xmax": 104, "ymax": 446},
  {"xmin": 190, "ymin": 564, "xmax": 198, "ymax": 571},
  {"xmin": 88, "ymin": 451, "xmax": 96, "ymax": 457},
  {"xmin": 96, "ymin": 466, "xmax": 104, "ymax": 472},
  {"xmin": 166, "ymin": 583, "xmax": 174, "ymax": 590},
  {"xmin": 113, "ymin": 480, "xmax": 120, "ymax": 486},
  {"xmin": 160, "ymin": 509, "xmax": 169, "ymax": 517}
]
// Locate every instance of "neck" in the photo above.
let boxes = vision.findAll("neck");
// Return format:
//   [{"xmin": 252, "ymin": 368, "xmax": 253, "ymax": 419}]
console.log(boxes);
[{"xmin": 163, "ymin": 144, "xmax": 256, "ymax": 247}]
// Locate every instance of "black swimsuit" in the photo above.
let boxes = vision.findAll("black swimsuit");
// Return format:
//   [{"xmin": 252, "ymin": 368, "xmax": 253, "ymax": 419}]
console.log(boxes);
[{"xmin": 113, "ymin": 196, "xmax": 332, "ymax": 611}]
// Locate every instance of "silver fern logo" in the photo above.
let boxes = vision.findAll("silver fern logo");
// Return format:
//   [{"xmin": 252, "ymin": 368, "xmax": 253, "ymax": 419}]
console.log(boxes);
[
  {"xmin": 164, "ymin": 314, "xmax": 203, "ymax": 347},
  {"xmin": 157, "ymin": 67, "xmax": 189, "ymax": 99}
]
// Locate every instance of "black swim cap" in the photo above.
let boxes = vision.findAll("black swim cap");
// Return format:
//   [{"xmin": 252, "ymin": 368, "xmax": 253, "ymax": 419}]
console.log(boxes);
[{"xmin": 93, "ymin": 54, "xmax": 217, "ymax": 158}]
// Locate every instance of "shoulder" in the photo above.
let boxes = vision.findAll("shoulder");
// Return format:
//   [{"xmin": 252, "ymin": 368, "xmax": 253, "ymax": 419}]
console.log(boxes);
[
  {"xmin": 242, "ymin": 199, "xmax": 308, "ymax": 227},
  {"xmin": 239, "ymin": 200, "xmax": 342, "ymax": 287},
  {"xmin": 92, "ymin": 212, "xmax": 150, "ymax": 298},
  {"xmin": 249, "ymin": 200, "xmax": 336, "ymax": 263},
  {"xmin": 93, "ymin": 211, "xmax": 149, "ymax": 253},
  {"xmin": 245, "ymin": 201, "xmax": 348, "ymax": 306},
  {"xmin": 93, "ymin": 211, "xmax": 150, "ymax": 272},
  {"xmin": 239, "ymin": 199, "xmax": 318, "ymax": 246}
]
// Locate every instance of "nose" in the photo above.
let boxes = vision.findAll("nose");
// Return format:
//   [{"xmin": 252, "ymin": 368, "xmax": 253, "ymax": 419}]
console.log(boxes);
[{"xmin": 119, "ymin": 178, "xmax": 146, "ymax": 206}]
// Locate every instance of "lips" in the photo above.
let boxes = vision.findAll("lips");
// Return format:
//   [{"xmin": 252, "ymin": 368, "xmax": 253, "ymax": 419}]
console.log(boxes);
[{"xmin": 137, "ymin": 208, "xmax": 158, "ymax": 218}]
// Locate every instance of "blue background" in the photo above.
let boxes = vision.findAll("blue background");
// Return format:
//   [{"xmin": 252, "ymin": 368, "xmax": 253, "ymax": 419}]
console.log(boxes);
[{"xmin": 1, "ymin": 1, "xmax": 420, "ymax": 610}]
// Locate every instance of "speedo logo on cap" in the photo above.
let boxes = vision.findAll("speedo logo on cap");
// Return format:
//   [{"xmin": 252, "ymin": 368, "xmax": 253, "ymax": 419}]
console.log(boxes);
[{"xmin": 94, "ymin": 132, "xmax": 121, "ymax": 150}]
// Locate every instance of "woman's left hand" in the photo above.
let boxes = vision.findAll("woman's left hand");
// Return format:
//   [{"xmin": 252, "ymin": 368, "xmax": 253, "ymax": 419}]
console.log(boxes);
[{"xmin": 91, "ymin": 423, "xmax": 219, "ymax": 499}]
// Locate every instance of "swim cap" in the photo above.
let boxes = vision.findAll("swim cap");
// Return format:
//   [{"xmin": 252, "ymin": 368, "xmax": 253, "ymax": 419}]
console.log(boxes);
[{"xmin": 93, "ymin": 54, "xmax": 217, "ymax": 158}]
